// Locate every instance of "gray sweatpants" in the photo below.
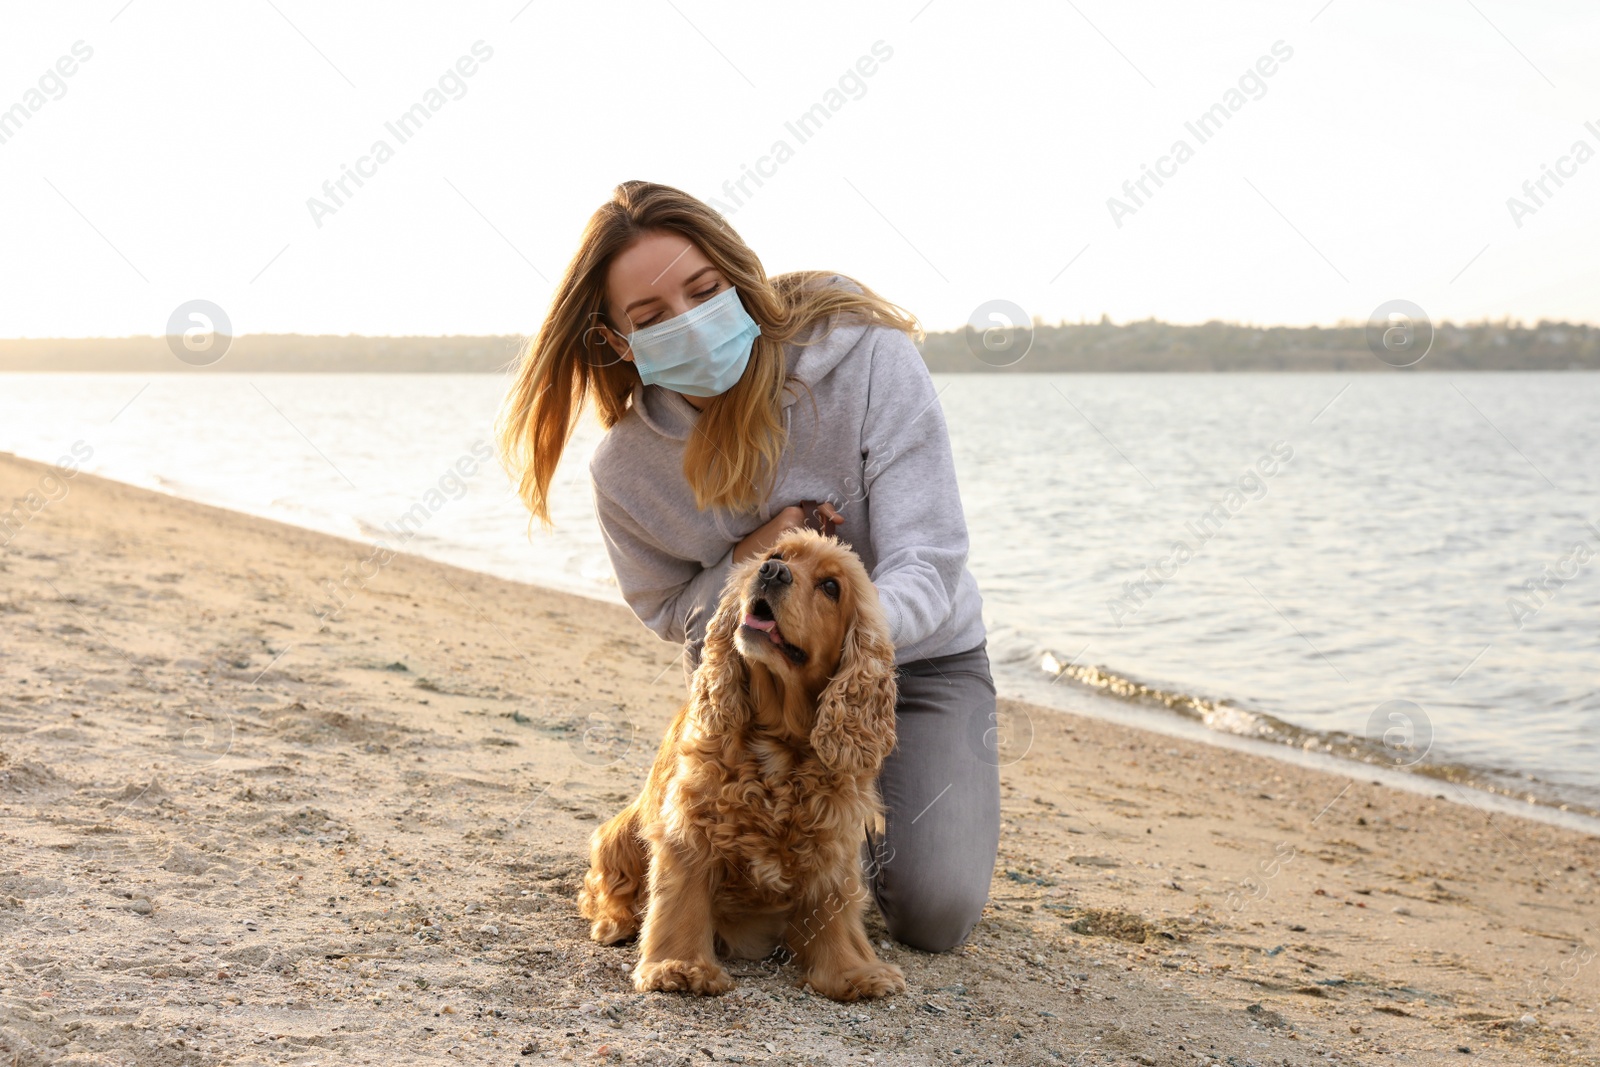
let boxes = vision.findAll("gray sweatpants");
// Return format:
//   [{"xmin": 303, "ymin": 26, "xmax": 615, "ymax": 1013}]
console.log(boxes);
[
  {"xmin": 683, "ymin": 637, "xmax": 1002, "ymax": 953},
  {"xmin": 859, "ymin": 639, "xmax": 1001, "ymax": 952}
]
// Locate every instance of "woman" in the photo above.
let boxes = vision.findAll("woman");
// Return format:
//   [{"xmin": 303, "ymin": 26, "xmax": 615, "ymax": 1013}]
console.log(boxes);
[{"xmin": 496, "ymin": 180, "xmax": 999, "ymax": 953}]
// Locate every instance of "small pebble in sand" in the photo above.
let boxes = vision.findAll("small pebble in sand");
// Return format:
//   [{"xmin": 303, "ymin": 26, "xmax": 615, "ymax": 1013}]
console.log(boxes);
[
  {"xmin": 1392, "ymin": 906, "xmax": 1412, "ymax": 916},
  {"xmin": 478, "ymin": 924, "xmax": 499, "ymax": 936}
]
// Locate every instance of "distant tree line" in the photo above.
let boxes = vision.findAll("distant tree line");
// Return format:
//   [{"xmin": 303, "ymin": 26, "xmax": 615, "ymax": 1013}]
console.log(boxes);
[
  {"xmin": 0, "ymin": 334, "xmax": 526, "ymax": 373},
  {"xmin": 1, "ymin": 318, "xmax": 1596, "ymax": 373},
  {"xmin": 918, "ymin": 316, "xmax": 1600, "ymax": 372}
]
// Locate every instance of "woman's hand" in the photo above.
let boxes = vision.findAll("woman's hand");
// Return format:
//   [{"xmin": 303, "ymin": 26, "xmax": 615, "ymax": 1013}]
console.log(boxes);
[
  {"xmin": 799, "ymin": 500, "xmax": 845, "ymax": 538},
  {"xmin": 732, "ymin": 502, "xmax": 846, "ymax": 564},
  {"xmin": 734, "ymin": 506, "xmax": 804, "ymax": 565}
]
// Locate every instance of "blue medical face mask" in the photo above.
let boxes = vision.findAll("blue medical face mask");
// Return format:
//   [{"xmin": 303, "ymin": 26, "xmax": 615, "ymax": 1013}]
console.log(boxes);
[{"xmin": 619, "ymin": 284, "xmax": 761, "ymax": 398}]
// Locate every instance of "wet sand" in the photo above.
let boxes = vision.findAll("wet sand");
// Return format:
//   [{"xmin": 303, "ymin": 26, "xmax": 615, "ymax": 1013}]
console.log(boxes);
[{"xmin": 1, "ymin": 452, "xmax": 1596, "ymax": 1066}]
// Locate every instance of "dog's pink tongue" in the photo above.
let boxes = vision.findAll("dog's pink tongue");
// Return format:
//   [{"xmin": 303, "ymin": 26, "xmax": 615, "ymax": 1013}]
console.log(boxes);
[{"xmin": 743, "ymin": 613, "xmax": 784, "ymax": 645}]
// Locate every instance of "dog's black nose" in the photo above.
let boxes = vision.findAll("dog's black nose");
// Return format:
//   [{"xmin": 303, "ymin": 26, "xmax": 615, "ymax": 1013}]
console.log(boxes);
[{"xmin": 758, "ymin": 558, "xmax": 792, "ymax": 587}]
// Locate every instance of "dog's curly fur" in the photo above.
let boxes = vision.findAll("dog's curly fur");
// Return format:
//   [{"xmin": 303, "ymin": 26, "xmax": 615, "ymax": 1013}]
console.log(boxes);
[{"xmin": 577, "ymin": 527, "xmax": 905, "ymax": 1001}]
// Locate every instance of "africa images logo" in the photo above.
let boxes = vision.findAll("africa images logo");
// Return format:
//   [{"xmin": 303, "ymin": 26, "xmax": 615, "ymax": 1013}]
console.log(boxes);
[
  {"xmin": 306, "ymin": 41, "xmax": 494, "ymax": 228},
  {"xmin": 1106, "ymin": 40, "xmax": 1294, "ymax": 228}
]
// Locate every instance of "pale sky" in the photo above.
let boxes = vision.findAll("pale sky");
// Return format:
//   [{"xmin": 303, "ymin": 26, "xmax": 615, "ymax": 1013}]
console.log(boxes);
[{"xmin": 2, "ymin": 0, "xmax": 1597, "ymax": 338}]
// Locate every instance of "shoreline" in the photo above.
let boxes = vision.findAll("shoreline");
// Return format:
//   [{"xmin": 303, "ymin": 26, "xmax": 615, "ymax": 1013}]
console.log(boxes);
[
  {"xmin": 8, "ymin": 444, "xmax": 1594, "ymax": 831},
  {"xmin": 2, "ymin": 453, "xmax": 1597, "ymax": 1064},
  {"xmin": 1010, "ymin": 656, "xmax": 1600, "ymax": 834},
  {"xmin": 6, "ymin": 444, "xmax": 1593, "ymax": 831},
  {"xmin": 996, "ymin": 653, "xmax": 1600, "ymax": 836}
]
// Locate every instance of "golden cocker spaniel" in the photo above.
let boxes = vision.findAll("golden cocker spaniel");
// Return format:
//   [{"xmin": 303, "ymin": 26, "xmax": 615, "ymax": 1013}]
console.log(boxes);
[{"xmin": 577, "ymin": 526, "xmax": 906, "ymax": 1001}]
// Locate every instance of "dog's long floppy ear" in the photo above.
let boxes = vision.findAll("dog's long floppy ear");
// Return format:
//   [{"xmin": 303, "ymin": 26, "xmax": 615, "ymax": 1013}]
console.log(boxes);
[
  {"xmin": 687, "ymin": 575, "xmax": 751, "ymax": 736},
  {"xmin": 810, "ymin": 575, "xmax": 898, "ymax": 776}
]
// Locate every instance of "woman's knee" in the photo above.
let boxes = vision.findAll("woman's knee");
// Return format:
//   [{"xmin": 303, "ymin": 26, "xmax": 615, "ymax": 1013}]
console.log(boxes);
[{"xmin": 880, "ymin": 877, "xmax": 990, "ymax": 953}]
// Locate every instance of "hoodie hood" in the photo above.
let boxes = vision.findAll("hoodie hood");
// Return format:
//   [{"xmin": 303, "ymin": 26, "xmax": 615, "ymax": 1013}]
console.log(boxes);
[{"xmin": 628, "ymin": 273, "xmax": 872, "ymax": 441}]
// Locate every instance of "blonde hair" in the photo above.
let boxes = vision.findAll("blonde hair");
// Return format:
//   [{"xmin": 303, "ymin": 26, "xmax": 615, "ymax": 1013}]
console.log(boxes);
[{"xmin": 495, "ymin": 180, "xmax": 922, "ymax": 529}]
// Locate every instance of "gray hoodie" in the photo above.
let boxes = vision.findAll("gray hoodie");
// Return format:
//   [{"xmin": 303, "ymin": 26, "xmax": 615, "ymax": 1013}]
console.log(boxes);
[{"xmin": 587, "ymin": 274, "xmax": 986, "ymax": 668}]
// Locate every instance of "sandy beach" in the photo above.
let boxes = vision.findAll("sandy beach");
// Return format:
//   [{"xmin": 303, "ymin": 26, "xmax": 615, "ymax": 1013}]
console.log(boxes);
[{"xmin": 1, "ymin": 450, "xmax": 1596, "ymax": 1066}]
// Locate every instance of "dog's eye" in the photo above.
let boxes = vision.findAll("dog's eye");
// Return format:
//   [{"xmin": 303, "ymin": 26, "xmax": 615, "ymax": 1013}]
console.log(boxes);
[{"xmin": 819, "ymin": 578, "xmax": 840, "ymax": 600}]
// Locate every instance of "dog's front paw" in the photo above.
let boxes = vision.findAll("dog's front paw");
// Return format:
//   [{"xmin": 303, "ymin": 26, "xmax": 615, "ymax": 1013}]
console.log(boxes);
[
  {"xmin": 805, "ymin": 960, "xmax": 906, "ymax": 1002},
  {"xmin": 588, "ymin": 914, "xmax": 638, "ymax": 945},
  {"xmin": 633, "ymin": 958, "xmax": 735, "ymax": 996}
]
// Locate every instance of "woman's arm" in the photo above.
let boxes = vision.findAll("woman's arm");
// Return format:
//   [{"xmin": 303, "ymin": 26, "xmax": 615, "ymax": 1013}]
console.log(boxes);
[
  {"xmin": 592, "ymin": 484, "xmax": 737, "ymax": 646},
  {"xmin": 859, "ymin": 327, "xmax": 973, "ymax": 650},
  {"xmin": 735, "ymin": 505, "xmax": 809, "ymax": 563},
  {"xmin": 591, "ymin": 488, "xmax": 807, "ymax": 646}
]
